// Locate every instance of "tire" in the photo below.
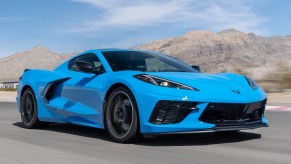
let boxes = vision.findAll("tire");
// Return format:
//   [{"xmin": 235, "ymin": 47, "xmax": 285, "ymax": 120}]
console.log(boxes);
[
  {"xmin": 20, "ymin": 88, "xmax": 49, "ymax": 129},
  {"xmin": 105, "ymin": 86, "xmax": 141, "ymax": 143}
]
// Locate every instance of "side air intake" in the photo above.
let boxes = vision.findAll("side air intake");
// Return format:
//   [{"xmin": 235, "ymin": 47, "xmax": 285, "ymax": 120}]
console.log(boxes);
[{"xmin": 43, "ymin": 78, "xmax": 70, "ymax": 103}]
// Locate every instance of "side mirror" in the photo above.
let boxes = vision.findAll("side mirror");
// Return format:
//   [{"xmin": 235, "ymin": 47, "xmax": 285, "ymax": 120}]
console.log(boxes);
[
  {"xmin": 191, "ymin": 65, "xmax": 201, "ymax": 72},
  {"xmin": 75, "ymin": 61, "xmax": 94, "ymax": 73}
]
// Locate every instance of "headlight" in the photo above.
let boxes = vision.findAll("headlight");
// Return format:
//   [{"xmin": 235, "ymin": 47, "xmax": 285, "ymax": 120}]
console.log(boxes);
[
  {"xmin": 134, "ymin": 74, "xmax": 198, "ymax": 90},
  {"xmin": 245, "ymin": 76, "xmax": 259, "ymax": 90}
]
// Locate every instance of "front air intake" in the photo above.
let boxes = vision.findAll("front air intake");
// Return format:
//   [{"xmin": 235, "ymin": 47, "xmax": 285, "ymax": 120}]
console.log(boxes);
[
  {"xmin": 149, "ymin": 101, "xmax": 198, "ymax": 124},
  {"xmin": 199, "ymin": 99, "xmax": 267, "ymax": 126}
]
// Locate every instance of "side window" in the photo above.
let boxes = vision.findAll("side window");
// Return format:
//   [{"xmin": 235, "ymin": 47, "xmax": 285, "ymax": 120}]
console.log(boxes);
[{"xmin": 68, "ymin": 53, "xmax": 105, "ymax": 73}]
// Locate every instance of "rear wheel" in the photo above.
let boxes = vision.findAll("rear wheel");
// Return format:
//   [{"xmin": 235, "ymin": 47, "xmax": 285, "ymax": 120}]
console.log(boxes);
[
  {"xmin": 20, "ymin": 88, "xmax": 49, "ymax": 129},
  {"xmin": 105, "ymin": 87, "xmax": 141, "ymax": 143}
]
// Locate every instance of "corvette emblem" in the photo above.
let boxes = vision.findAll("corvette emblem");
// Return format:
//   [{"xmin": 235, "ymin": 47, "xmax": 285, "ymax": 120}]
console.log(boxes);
[{"xmin": 231, "ymin": 90, "xmax": 240, "ymax": 94}]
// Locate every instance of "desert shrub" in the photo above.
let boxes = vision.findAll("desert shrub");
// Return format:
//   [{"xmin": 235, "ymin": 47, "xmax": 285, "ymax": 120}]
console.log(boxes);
[
  {"xmin": 281, "ymin": 70, "xmax": 291, "ymax": 89},
  {"xmin": 274, "ymin": 63, "xmax": 291, "ymax": 90},
  {"xmin": 0, "ymin": 88, "xmax": 17, "ymax": 91},
  {"xmin": 232, "ymin": 67, "xmax": 250, "ymax": 76}
]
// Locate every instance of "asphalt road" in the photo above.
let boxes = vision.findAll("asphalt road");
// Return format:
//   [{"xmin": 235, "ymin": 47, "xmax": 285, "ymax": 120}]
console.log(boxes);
[{"xmin": 0, "ymin": 102, "xmax": 291, "ymax": 164}]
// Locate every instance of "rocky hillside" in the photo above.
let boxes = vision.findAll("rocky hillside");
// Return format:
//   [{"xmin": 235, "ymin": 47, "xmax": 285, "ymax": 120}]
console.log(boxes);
[
  {"xmin": 1, "ymin": 29, "xmax": 291, "ymax": 82},
  {"xmin": 138, "ymin": 29, "xmax": 291, "ymax": 79},
  {"xmin": 0, "ymin": 46, "xmax": 74, "ymax": 82}
]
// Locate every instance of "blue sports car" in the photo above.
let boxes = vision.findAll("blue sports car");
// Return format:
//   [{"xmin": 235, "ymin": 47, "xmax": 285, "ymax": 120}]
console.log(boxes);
[{"xmin": 17, "ymin": 49, "xmax": 268, "ymax": 143}]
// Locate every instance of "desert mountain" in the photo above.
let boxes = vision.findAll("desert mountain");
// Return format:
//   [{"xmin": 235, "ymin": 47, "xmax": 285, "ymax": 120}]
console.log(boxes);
[
  {"xmin": 0, "ymin": 46, "xmax": 74, "ymax": 82},
  {"xmin": 138, "ymin": 29, "xmax": 291, "ymax": 79},
  {"xmin": 1, "ymin": 29, "xmax": 291, "ymax": 82}
]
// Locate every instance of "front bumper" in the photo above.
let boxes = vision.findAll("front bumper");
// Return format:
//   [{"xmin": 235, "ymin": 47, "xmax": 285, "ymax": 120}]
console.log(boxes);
[
  {"xmin": 137, "ymin": 92, "xmax": 268, "ymax": 134},
  {"xmin": 145, "ymin": 122, "xmax": 268, "ymax": 135},
  {"xmin": 212, "ymin": 122, "xmax": 268, "ymax": 131}
]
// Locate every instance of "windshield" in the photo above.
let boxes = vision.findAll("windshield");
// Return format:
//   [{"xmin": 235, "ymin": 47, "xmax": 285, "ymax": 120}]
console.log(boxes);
[{"xmin": 102, "ymin": 51, "xmax": 197, "ymax": 72}]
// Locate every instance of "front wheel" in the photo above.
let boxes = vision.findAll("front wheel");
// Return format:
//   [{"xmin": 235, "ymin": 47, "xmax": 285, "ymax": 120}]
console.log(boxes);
[
  {"xmin": 20, "ymin": 88, "xmax": 49, "ymax": 129},
  {"xmin": 105, "ymin": 87, "xmax": 141, "ymax": 143}
]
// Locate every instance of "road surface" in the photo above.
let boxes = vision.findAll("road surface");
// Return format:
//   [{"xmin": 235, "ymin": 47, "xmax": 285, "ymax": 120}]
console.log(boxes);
[{"xmin": 0, "ymin": 102, "xmax": 290, "ymax": 164}]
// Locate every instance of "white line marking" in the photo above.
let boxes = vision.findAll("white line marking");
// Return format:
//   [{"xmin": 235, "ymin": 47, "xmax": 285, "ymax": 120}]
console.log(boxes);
[{"xmin": 266, "ymin": 106, "xmax": 291, "ymax": 111}]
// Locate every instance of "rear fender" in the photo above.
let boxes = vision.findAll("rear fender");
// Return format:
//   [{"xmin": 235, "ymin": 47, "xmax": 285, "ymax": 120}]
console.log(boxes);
[
  {"xmin": 20, "ymin": 69, "xmax": 70, "ymax": 97},
  {"xmin": 17, "ymin": 69, "xmax": 71, "ymax": 122}
]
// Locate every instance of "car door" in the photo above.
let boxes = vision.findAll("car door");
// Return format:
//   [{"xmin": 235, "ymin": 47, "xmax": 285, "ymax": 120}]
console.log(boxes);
[{"xmin": 55, "ymin": 53, "xmax": 105, "ymax": 127}]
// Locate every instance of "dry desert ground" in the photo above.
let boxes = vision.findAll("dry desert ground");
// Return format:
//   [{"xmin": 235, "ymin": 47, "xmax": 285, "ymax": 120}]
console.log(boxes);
[{"xmin": 0, "ymin": 91, "xmax": 17, "ymax": 102}]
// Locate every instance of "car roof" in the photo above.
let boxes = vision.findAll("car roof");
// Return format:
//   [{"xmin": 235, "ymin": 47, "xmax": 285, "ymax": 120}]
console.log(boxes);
[
  {"xmin": 97, "ymin": 48, "xmax": 145, "ymax": 52},
  {"xmin": 74, "ymin": 48, "xmax": 155, "ymax": 58}
]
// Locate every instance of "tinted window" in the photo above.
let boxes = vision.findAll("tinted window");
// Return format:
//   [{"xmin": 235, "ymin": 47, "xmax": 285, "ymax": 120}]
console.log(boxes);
[
  {"xmin": 102, "ymin": 51, "xmax": 196, "ymax": 72},
  {"xmin": 69, "ymin": 53, "xmax": 105, "ymax": 73}
]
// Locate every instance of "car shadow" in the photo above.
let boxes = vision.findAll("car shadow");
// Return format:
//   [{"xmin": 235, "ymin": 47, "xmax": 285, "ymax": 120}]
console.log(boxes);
[
  {"xmin": 139, "ymin": 131, "xmax": 261, "ymax": 146},
  {"xmin": 13, "ymin": 122, "xmax": 112, "ymax": 142},
  {"xmin": 13, "ymin": 122, "xmax": 261, "ymax": 146}
]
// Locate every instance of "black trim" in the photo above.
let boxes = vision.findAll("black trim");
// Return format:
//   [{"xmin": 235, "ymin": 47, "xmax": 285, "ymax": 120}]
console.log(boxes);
[
  {"xmin": 213, "ymin": 123, "xmax": 268, "ymax": 131},
  {"xmin": 68, "ymin": 53, "xmax": 104, "ymax": 71},
  {"xmin": 68, "ymin": 58, "xmax": 77, "ymax": 70},
  {"xmin": 144, "ymin": 123, "xmax": 268, "ymax": 135},
  {"xmin": 199, "ymin": 99, "xmax": 267, "ymax": 125},
  {"xmin": 149, "ymin": 100, "xmax": 198, "ymax": 124},
  {"xmin": 42, "ymin": 77, "xmax": 70, "ymax": 103}
]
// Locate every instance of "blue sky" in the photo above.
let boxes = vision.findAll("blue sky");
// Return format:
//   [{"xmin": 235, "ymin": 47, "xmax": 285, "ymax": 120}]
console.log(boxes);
[{"xmin": 0, "ymin": 0, "xmax": 291, "ymax": 57}]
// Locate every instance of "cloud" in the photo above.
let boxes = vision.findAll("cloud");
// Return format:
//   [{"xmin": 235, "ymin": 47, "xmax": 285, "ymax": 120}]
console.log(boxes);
[
  {"xmin": 67, "ymin": 0, "xmax": 267, "ymax": 34},
  {"xmin": 50, "ymin": 0, "xmax": 268, "ymax": 50},
  {"xmin": 190, "ymin": 1, "xmax": 268, "ymax": 33}
]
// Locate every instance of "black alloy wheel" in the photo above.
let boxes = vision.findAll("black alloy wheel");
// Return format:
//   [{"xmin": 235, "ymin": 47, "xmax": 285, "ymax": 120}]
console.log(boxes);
[
  {"xmin": 20, "ymin": 88, "xmax": 49, "ymax": 129},
  {"xmin": 105, "ymin": 87, "xmax": 141, "ymax": 143}
]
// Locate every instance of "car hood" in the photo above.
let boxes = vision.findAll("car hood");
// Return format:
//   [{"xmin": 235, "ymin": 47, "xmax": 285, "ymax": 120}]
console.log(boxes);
[
  {"xmin": 108, "ymin": 71, "xmax": 266, "ymax": 102},
  {"xmin": 144, "ymin": 72, "xmax": 253, "ymax": 93}
]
